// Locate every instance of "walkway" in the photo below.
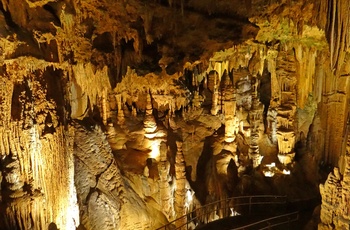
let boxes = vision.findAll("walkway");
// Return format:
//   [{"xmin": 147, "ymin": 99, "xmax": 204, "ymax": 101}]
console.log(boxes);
[{"xmin": 156, "ymin": 195, "xmax": 319, "ymax": 230}]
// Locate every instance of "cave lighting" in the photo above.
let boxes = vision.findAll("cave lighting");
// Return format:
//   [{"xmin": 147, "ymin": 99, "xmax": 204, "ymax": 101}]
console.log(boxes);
[
  {"xmin": 149, "ymin": 141, "xmax": 160, "ymax": 159},
  {"xmin": 265, "ymin": 162, "xmax": 276, "ymax": 168},
  {"xmin": 230, "ymin": 208, "xmax": 240, "ymax": 217},
  {"xmin": 282, "ymin": 169, "xmax": 291, "ymax": 175},
  {"xmin": 185, "ymin": 188, "xmax": 195, "ymax": 211},
  {"xmin": 263, "ymin": 170, "xmax": 275, "ymax": 177},
  {"xmin": 263, "ymin": 162, "xmax": 276, "ymax": 177},
  {"xmin": 144, "ymin": 132, "xmax": 158, "ymax": 139},
  {"xmin": 186, "ymin": 189, "xmax": 193, "ymax": 203}
]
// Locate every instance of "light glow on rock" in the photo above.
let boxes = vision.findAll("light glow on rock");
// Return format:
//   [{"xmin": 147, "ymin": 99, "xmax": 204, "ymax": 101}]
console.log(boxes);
[
  {"xmin": 184, "ymin": 189, "xmax": 194, "ymax": 211},
  {"xmin": 230, "ymin": 208, "xmax": 240, "ymax": 217},
  {"xmin": 263, "ymin": 171, "xmax": 275, "ymax": 177},
  {"xmin": 263, "ymin": 162, "xmax": 276, "ymax": 177},
  {"xmin": 149, "ymin": 141, "xmax": 160, "ymax": 159}
]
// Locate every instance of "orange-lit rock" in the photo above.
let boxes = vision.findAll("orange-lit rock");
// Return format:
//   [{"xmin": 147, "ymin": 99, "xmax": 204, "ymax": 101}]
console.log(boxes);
[{"xmin": 0, "ymin": 1, "xmax": 350, "ymax": 230}]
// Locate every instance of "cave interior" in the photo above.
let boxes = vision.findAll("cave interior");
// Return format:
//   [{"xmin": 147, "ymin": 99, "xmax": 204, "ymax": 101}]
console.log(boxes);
[{"xmin": 0, "ymin": 0, "xmax": 350, "ymax": 229}]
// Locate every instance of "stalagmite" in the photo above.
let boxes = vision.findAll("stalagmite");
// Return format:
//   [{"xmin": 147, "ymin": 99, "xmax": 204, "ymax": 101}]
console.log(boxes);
[
  {"xmin": 143, "ymin": 94, "xmax": 157, "ymax": 135},
  {"xmin": 276, "ymin": 49, "xmax": 297, "ymax": 165},
  {"xmin": 222, "ymin": 71, "xmax": 237, "ymax": 143},
  {"xmin": 211, "ymin": 71, "xmax": 219, "ymax": 115},
  {"xmin": 116, "ymin": 94, "xmax": 125, "ymax": 125},
  {"xmin": 249, "ymin": 78, "xmax": 264, "ymax": 168},
  {"xmin": 102, "ymin": 89, "xmax": 108, "ymax": 125},
  {"xmin": 174, "ymin": 141, "xmax": 187, "ymax": 228},
  {"xmin": 192, "ymin": 90, "xmax": 204, "ymax": 109},
  {"xmin": 267, "ymin": 49, "xmax": 280, "ymax": 108},
  {"xmin": 158, "ymin": 142, "xmax": 174, "ymax": 220},
  {"xmin": 267, "ymin": 108, "xmax": 278, "ymax": 144},
  {"xmin": 1, "ymin": 1, "xmax": 350, "ymax": 229}
]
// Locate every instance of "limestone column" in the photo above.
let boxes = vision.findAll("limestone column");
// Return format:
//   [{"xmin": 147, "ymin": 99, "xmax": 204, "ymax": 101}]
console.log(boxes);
[
  {"xmin": 101, "ymin": 89, "xmax": 108, "ymax": 125},
  {"xmin": 211, "ymin": 71, "xmax": 219, "ymax": 115},
  {"xmin": 248, "ymin": 78, "xmax": 264, "ymax": 168},
  {"xmin": 267, "ymin": 108, "xmax": 277, "ymax": 144},
  {"xmin": 144, "ymin": 93, "xmax": 160, "ymax": 159},
  {"xmin": 174, "ymin": 141, "xmax": 187, "ymax": 228},
  {"xmin": 116, "ymin": 94, "xmax": 125, "ymax": 125},
  {"xmin": 267, "ymin": 49, "xmax": 280, "ymax": 108},
  {"xmin": 222, "ymin": 72, "xmax": 237, "ymax": 143},
  {"xmin": 144, "ymin": 93, "xmax": 157, "ymax": 135},
  {"xmin": 158, "ymin": 142, "xmax": 174, "ymax": 220}
]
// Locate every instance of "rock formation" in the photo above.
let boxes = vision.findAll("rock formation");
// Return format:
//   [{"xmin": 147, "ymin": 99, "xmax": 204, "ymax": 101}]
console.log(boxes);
[
  {"xmin": 249, "ymin": 77, "xmax": 264, "ymax": 168},
  {"xmin": 276, "ymin": 49, "xmax": 297, "ymax": 165},
  {"xmin": 0, "ymin": 0, "xmax": 349, "ymax": 230},
  {"xmin": 158, "ymin": 142, "xmax": 174, "ymax": 220},
  {"xmin": 319, "ymin": 127, "xmax": 350, "ymax": 229},
  {"xmin": 174, "ymin": 141, "xmax": 187, "ymax": 228}
]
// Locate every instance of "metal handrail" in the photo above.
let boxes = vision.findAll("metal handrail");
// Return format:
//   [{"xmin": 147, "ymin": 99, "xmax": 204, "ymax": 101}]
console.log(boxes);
[
  {"xmin": 156, "ymin": 195, "xmax": 287, "ymax": 230},
  {"xmin": 232, "ymin": 211, "xmax": 299, "ymax": 230}
]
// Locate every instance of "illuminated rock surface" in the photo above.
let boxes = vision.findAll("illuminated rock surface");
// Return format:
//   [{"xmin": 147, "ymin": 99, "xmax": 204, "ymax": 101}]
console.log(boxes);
[{"xmin": 0, "ymin": 0, "xmax": 349, "ymax": 230}]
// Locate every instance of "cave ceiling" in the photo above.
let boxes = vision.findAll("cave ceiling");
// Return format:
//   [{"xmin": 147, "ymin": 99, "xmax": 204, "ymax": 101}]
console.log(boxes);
[
  {"xmin": 0, "ymin": 0, "xmax": 350, "ymax": 230},
  {"xmin": 0, "ymin": 0, "xmax": 262, "ymax": 78}
]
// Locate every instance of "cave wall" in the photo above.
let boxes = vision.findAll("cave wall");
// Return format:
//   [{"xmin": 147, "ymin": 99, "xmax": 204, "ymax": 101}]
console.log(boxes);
[
  {"xmin": 0, "ymin": 0, "xmax": 349, "ymax": 229},
  {"xmin": 0, "ymin": 68, "xmax": 78, "ymax": 229}
]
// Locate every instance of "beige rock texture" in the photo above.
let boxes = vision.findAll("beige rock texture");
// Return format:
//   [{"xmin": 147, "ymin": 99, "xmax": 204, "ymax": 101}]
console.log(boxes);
[
  {"xmin": 0, "ymin": 0, "xmax": 349, "ymax": 230},
  {"xmin": 319, "ymin": 131, "xmax": 350, "ymax": 230}
]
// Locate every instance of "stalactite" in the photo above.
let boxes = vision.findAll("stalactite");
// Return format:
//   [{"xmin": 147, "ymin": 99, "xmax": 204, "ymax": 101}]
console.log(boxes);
[
  {"xmin": 1, "ymin": 1, "xmax": 350, "ymax": 229},
  {"xmin": 294, "ymin": 44, "xmax": 317, "ymax": 108},
  {"xmin": 0, "ymin": 122, "xmax": 79, "ymax": 229},
  {"xmin": 72, "ymin": 63, "xmax": 110, "ymax": 111},
  {"xmin": 325, "ymin": 0, "xmax": 350, "ymax": 75},
  {"xmin": 214, "ymin": 62, "xmax": 223, "ymax": 82},
  {"xmin": 267, "ymin": 49, "xmax": 280, "ymax": 108},
  {"xmin": 330, "ymin": 0, "xmax": 336, "ymax": 70}
]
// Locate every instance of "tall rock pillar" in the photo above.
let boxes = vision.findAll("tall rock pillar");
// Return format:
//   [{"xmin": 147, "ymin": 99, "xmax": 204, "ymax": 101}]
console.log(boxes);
[
  {"xmin": 174, "ymin": 141, "xmax": 187, "ymax": 228},
  {"xmin": 158, "ymin": 142, "xmax": 174, "ymax": 220},
  {"xmin": 249, "ymin": 78, "xmax": 264, "ymax": 168},
  {"xmin": 211, "ymin": 71, "xmax": 219, "ymax": 115},
  {"xmin": 276, "ymin": 50, "xmax": 297, "ymax": 165},
  {"xmin": 222, "ymin": 71, "xmax": 237, "ymax": 143}
]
